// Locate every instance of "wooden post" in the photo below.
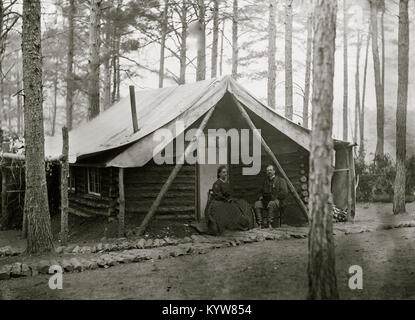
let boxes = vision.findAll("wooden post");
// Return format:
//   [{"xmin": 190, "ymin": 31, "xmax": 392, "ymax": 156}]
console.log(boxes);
[
  {"xmin": 231, "ymin": 96, "xmax": 310, "ymax": 221},
  {"xmin": 1, "ymin": 167, "xmax": 6, "ymax": 228},
  {"xmin": 0, "ymin": 129, "xmax": 6, "ymax": 228},
  {"xmin": 118, "ymin": 167, "xmax": 125, "ymax": 237},
  {"xmin": 129, "ymin": 86, "xmax": 139, "ymax": 133},
  {"xmin": 60, "ymin": 127, "xmax": 69, "ymax": 244},
  {"xmin": 137, "ymin": 106, "xmax": 216, "ymax": 235}
]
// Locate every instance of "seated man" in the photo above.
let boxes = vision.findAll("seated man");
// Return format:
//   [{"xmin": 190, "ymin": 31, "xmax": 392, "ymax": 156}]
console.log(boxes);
[{"xmin": 254, "ymin": 164, "xmax": 288, "ymax": 228}]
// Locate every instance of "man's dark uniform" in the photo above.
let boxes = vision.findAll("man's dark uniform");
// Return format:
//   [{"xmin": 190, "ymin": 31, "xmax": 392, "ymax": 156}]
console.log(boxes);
[{"xmin": 254, "ymin": 175, "xmax": 288, "ymax": 227}]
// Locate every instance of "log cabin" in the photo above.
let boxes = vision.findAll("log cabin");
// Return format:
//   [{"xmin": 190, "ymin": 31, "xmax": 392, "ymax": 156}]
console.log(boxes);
[{"xmin": 45, "ymin": 76, "xmax": 356, "ymax": 232}]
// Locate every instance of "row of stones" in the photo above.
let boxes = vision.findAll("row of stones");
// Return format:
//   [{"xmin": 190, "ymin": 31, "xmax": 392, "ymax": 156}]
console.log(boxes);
[
  {"xmin": 0, "ymin": 236, "xmax": 196, "ymax": 258},
  {"xmin": 0, "ymin": 229, "xmax": 303, "ymax": 281}
]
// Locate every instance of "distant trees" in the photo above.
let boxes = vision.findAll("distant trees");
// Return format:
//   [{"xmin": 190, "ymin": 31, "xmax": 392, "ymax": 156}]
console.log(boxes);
[
  {"xmin": 0, "ymin": 0, "xmax": 19, "ymax": 128},
  {"xmin": 284, "ymin": 0, "xmax": 293, "ymax": 120},
  {"xmin": 342, "ymin": 0, "xmax": 348, "ymax": 141},
  {"xmin": 195, "ymin": 0, "xmax": 206, "ymax": 81},
  {"xmin": 232, "ymin": 0, "xmax": 238, "ymax": 79},
  {"xmin": 211, "ymin": 0, "xmax": 219, "ymax": 78},
  {"xmin": 159, "ymin": 0, "xmax": 169, "ymax": 87},
  {"xmin": 369, "ymin": 0, "xmax": 384, "ymax": 157},
  {"xmin": 267, "ymin": 0, "xmax": 276, "ymax": 109},
  {"xmin": 359, "ymin": 25, "xmax": 370, "ymax": 160},
  {"xmin": 393, "ymin": 0, "xmax": 409, "ymax": 215},
  {"xmin": 308, "ymin": 0, "xmax": 339, "ymax": 299},
  {"xmin": 22, "ymin": 0, "xmax": 54, "ymax": 253},
  {"xmin": 88, "ymin": 0, "xmax": 102, "ymax": 120},
  {"xmin": 302, "ymin": 3, "xmax": 313, "ymax": 129},
  {"xmin": 66, "ymin": 0, "xmax": 75, "ymax": 130}
]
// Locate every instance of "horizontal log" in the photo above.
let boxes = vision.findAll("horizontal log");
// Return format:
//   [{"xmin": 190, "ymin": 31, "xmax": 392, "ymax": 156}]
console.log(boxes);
[
  {"xmin": 0, "ymin": 152, "xmax": 64, "ymax": 162},
  {"xmin": 126, "ymin": 205, "xmax": 195, "ymax": 214}
]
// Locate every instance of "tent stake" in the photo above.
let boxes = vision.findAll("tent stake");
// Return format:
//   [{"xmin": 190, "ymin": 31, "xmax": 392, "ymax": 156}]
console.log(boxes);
[
  {"xmin": 232, "ymin": 96, "xmax": 310, "ymax": 222},
  {"xmin": 136, "ymin": 106, "xmax": 216, "ymax": 236}
]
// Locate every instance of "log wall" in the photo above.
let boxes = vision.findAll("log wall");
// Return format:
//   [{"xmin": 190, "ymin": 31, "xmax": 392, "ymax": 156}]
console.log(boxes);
[
  {"xmin": 68, "ymin": 166, "xmax": 118, "ymax": 217},
  {"xmin": 230, "ymin": 149, "xmax": 309, "ymax": 226},
  {"xmin": 124, "ymin": 161, "xmax": 196, "ymax": 219}
]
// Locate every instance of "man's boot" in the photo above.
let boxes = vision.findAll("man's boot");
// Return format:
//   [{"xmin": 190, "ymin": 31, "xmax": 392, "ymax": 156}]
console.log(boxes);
[
  {"xmin": 267, "ymin": 206, "xmax": 274, "ymax": 229},
  {"xmin": 255, "ymin": 208, "xmax": 262, "ymax": 229}
]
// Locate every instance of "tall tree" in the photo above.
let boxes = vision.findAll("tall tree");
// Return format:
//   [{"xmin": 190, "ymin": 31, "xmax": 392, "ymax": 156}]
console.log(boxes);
[
  {"xmin": 393, "ymin": 0, "xmax": 409, "ymax": 215},
  {"xmin": 211, "ymin": 0, "xmax": 219, "ymax": 78},
  {"xmin": 308, "ymin": 0, "xmax": 339, "ymax": 300},
  {"xmin": 284, "ymin": 0, "xmax": 293, "ymax": 120},
  {"xmin": 360, "ymin": 25, "xmax": 370, "ymax": 160},
  {"xmin": 178, "ymin": 0, "xmax": 188, "ymax": 84},
  {"xmin": 88, "ymin": 0, "xmax": 102, "ymax": 119},
  {"xmin": 380, "ymin": 0, "xmax": 385, "ymax": 109},
  {"xmin": 267, "ymin": 0, "xmax": 277, "ymax": 109},
  {"xmin": 232, "ymin": 0, "xmax": 238, "ymax": 79},
  {"xmin": 354, "ymin": 30, "xmax": 361, "ymax": 144},
  {"xmin": 66, "ymin": 0, "xmax": 75, "ymax": 130},
  {"xmin": 219, "ymin": 19, "xmax": 225, "ymax": 77},
  {"xmin": 303, "ymin": 3, "xmax": 313, "ymax": 128},
  {"xmin": 22, "ymin": 0, "xmax": 54, "ymax": 253},
  {"xmin": 196, "ymin": 0, "xmax": 206, "ymax": 81},
  {"xmin": 369, "ymin": 0, "xmax": 384, "ymax": 156},
  {"xmin": 342, "ymin": 0, "xmax": 348, "ymax": 140},
  {"xmin": 159, "ymin": 0, "xmax": 169, "ymax": 87}
]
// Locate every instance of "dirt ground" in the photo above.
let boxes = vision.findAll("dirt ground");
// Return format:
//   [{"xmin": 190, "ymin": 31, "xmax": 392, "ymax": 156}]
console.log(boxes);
[
  {"xmin": 1, "ymin": 202, "xmax": 414, "ymax": 300},
  {"xmin": 1, "ymin": 227, "xmax": 414, "ymax": 300}
]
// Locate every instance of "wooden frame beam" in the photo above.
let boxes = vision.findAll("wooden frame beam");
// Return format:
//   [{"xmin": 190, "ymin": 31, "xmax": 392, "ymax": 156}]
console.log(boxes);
[
  {"xmin": 231, "ymin": 96, "xmax": 310, "ymax": 222},
  {"xmin": 136, "ymin": 106, "xmax": 216, "ymax": 236}
]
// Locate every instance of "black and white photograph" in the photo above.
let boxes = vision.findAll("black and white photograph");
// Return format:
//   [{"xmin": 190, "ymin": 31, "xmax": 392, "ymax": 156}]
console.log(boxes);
[{"xmin": 0, "ymin": 0, "xmax": 414, "ymax": 305}]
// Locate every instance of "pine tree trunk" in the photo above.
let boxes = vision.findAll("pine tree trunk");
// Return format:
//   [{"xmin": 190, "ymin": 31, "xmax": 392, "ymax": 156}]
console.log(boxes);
[
  {"xmin": 103, "ymin": 11, "xmax": 112, "ymax": 110},
  {"xmin": 196, "ymin": 0, "xmax": 206, "ymax": 81},
  {"xmin": 66, "ymin": 0, "xmax": 75, "ymax": 130},
  {"xmin": 211, "ymin": 0, "xmax": 219, "ymax": 78},
  {"xmin": 393, "ymin": 0, "xmax": 409, "ymax": 215},
  {"xmin": 284, "ymin": 0, "xmax": 293, "ymax": 120},
  {"xmin": 179, "ymin": 0, "xmax": 187, "ymax": 84},
  {"xmin": 0, "ymin": 0, "xmax": 4, "ymax": 127},
  {"xmin": 232, "ymin": 0, "xmax": 238, "ymax": 79},
  {"xmin": 219, "ymin": 19, "xmax": 225, "ymax": 77},
  {"xmin": 22, "ymin": 0, "xmax": 54, "ymax": 254},
  {"xmin": 16, "ymin": 67, "xmax": 22, "ymax": 136},
  {"xmin": 303, "ymin": 5, "xmax": 313, "ymax": 128},
  {"xmin": 159, "ymin": 0, "xmax": 169, "ymax": 87},
  {"xmin": 342, "ymin": 0, "xmax": 348, "ymax": 141},
  {"xmin": 308, "ymin": 0, "xmax": 339, "ymax": 300},
  {"xmin": 370, "ymin": 0, "xmax": 384, "ymax": 157},
  {"xmin": 381, "ymin": 5, "xmax": 385, "ymax": 105},
  {"xmin": 354, "ymin": 30, "xmax": 361, "ymax": 144},
  {"xmin": 88, "ymin": 0, "xmax": 102, "ymax": 120},
  {"xmin": 267, "ymin": 0, "xmax": 277, "ymax": 109},
  {"xmin": 51, "ymin": 65, "xmax": 58, "ymax": 136},
  {"xmin": 360, "ymin": 25, "xmax": 370, "ymax": 160}
]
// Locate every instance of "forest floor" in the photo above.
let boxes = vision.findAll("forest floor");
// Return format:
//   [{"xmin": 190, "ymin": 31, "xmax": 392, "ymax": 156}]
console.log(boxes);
[{"xmin": 0, "ymin": 202, "xmax": 414, "ymax": 299}]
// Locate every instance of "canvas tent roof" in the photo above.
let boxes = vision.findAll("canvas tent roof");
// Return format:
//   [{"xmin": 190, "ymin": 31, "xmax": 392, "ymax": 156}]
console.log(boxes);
[{"xmin": 45, "ymin": 75, "xmax": 351, "ymax": 167}]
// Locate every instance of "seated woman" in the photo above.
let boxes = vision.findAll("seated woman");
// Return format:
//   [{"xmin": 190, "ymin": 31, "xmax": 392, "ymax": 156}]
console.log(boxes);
[{"xmin": 205, "ymin": 165, "xmax": 255, "ymax": 236}]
